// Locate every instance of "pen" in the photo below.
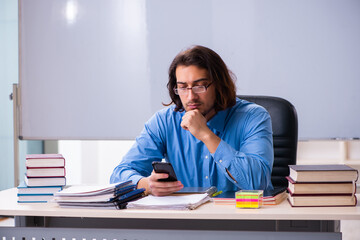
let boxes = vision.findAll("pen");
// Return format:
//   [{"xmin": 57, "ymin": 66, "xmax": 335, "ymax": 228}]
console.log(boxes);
[
  {"xmin": 212, "ymin": 190, "xmax": 223, "ymax": 197},
  {"xmin": 206, "ymin": 186, "xmax": 217, "ymax": 196}
]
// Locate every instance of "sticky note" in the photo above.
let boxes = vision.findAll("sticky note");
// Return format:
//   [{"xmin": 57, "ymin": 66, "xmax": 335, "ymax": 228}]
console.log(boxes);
[{"xmin": 235, "ymin": 190, "xmax": 263, "ymax": 208}]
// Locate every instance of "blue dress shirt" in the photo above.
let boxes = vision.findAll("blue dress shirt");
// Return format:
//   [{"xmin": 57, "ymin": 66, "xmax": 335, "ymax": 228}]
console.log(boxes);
[{"xmin": 110, "ymin": 98, "xmax": 274, "ymax": 192}]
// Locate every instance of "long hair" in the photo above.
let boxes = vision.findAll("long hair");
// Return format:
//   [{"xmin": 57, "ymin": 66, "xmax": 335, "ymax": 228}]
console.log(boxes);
[{"xmin": 164, "ymin": 45, "xmax": 237, "ymax": 112}]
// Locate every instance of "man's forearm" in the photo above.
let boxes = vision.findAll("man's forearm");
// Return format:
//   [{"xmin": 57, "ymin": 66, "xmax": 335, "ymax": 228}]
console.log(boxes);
[{"xmin": 199, "ymin": 130, "xmax": 221, "ymax": 154}]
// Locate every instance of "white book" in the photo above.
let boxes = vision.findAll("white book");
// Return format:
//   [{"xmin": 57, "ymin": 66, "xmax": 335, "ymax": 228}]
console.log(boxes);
[
  {"xmin": 24, "ymin": 175, "xmax": 66, "ymax": 187},
  {"xmin": 17, "ymin": 181, "xmax": 63, "ymax": 194},
  {"xmin": 26, "ymin": 154, "xmax": 65, "ymax": 168},
  {"xmin": 26, "ymin": 167, "xmax": 65, "ymax": 177}
]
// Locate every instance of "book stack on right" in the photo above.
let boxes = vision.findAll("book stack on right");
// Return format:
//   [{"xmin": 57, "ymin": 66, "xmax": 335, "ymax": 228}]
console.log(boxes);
[{"xmin": 287, "ymin": 164, "xmax": 358, "ymax": 207}]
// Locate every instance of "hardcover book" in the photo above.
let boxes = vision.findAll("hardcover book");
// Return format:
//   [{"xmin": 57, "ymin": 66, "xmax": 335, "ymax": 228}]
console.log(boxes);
[
  {"xmin": 26, "ymin": 154, "xmax": 65, "ymax": 168},
  {"xmin": 288, "ymin": 164, "xmax": 359, "ymax": 182},
  {"xmin": 24, "ymin": 175, "xmax": 66, "ymax": 187},
  {"xmin": 287, "ymin": 192, "xmax": 357, "ymax": 207},
  {"xmin": 17, "ymin": 193, "xmax": 54, "ymax": 203},
  {"xmin": 17, "ymin": 181, "xmax": 63, "ymax": 194},
  {"xmin": 286, "ymin": 176, "xmax": 356, "ymax": 195},
  {"xmin": 262, "ymin": 190, "xmax": 288, "ymax": 205},
  {"xmin": 26, "ymin": 167, "xmax": 66, "ymax": 177}
]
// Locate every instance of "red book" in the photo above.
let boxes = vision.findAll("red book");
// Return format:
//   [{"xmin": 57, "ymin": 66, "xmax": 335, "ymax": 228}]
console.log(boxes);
[
  {"xmin": 289, "ymin": 164, "xmax": 359, "ymax": 182},
  {"xmin": 26, "ymin": 154, "xmax": 65, "ymax": 168},
  {"xmin": 26, "ymin": 167, "xmax": 66, "ymax": 177},
  {"xmin": 286, "ymin": 176, "xmax": 356, "ymax": 195},
  {"xmin": 287, "ymin": 191, "xmax": 357, "ymax": 207},
  {"xmin": 24, "ymin": 175, "xmax": 66, "ymax": 187}
]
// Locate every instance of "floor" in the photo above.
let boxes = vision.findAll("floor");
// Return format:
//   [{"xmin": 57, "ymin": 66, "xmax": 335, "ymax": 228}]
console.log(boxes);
[{"xmin": 1, "ymin": 217, "xmax": 359, "ymax": 239}]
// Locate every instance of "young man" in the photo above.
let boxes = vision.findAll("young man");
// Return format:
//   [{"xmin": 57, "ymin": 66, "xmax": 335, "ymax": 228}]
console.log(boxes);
[{"xmin": 110, "ymin": 45, "xmax": 274, "ymax": 196}]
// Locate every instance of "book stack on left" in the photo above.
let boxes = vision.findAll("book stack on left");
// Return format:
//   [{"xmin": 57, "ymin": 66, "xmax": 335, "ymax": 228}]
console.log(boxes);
[{"xmin": 17, "ymin": 154, "xmax": 66, "ymax": 203}]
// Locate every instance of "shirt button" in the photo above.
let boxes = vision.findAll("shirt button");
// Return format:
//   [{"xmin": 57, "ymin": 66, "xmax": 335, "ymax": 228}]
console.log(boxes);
[
  {"xmin": 205, "ymin": 176, "xmax": 209, "ymax": 179},
  {"xmin": 205, "ymin": 156, "xmax": 208, "ymax": 159},
  {"xmin": 219, "ymin": 160, "xmax": 223, "ymax": 163}
]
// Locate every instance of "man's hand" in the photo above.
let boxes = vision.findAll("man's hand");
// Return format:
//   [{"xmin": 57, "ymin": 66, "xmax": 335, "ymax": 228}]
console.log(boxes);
[
  {"xmin": 181, "ymin": 109, "xmax": 221, "ymax": 153},
  {"xmin": 181, "ymin": 109, "xmax": 212, "ymax": 141},
  {"xmin": 138, "ymin": 171, "xmax": 183, "ymax": 196}
]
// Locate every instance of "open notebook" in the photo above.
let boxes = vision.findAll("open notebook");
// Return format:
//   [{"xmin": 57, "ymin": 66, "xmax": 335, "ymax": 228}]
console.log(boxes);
[{"xmin": 127, "ymin": 193, "xmax": 211, "ymax": 210}]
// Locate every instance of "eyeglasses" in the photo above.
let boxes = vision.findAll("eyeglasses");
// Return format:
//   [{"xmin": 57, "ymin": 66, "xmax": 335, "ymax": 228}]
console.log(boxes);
[{"xmin": 174, "ymin": 81, "xmax": 213, "ymax": 95}]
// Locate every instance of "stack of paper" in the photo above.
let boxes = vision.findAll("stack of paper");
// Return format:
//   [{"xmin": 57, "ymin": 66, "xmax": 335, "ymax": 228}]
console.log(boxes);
[
  {"xmin": 54, "ymin": 181, "xmax": 145, "ymax": 209},
  {"xmin": 127, "ymin": 193, "xmax": 211, "ymax": 210}
]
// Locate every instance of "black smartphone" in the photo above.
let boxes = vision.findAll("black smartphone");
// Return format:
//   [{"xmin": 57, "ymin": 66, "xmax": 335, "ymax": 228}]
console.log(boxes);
[{"xmin": 152, "ymin": 161, "xmax": 178, "ymax": 182}]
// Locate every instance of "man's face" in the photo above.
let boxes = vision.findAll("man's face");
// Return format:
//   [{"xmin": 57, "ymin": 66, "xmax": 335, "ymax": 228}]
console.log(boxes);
[{"xmin": 175, "ymin": 65, "xmax": 216, "ymax": 116}]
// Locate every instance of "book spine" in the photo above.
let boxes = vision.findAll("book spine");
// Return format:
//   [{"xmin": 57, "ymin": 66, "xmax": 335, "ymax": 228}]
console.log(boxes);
[
  {"xmin": 287, "ymin": 187, "xmax": 355, "ymax": 196},
  {"xmin": 355, "ymin": 169, "xmax": 359, "ymax": 182},
  {"xmin": 26, "ymin": 167, "xmax": 66, "ymax": 177},
  {"xmin": 17, "ymin": 193, "xmax": 54, "ymax": 196}
]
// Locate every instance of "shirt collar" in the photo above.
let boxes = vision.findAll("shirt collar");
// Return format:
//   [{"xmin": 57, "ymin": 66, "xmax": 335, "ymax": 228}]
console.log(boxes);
[
  {"xmin": 207, "ymin": 107, "xmax": 230, "ymax": 134},
  {"xmin": 207, "ymin": 98, "xmax": 240, "ymax": 134}
]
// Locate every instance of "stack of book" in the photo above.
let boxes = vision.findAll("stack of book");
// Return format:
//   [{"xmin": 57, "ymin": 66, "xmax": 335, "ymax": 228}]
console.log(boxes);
[
  {"xmin": 287, "ymin": 164, "xmax": 358, "ymax": 207},
  {"xmin": 53, "ymin": 180, "xmax": 145, "ymax": 209},
  {"xmin": 17, "ymin": 154, "xmax": 66, "ymax": 203}
]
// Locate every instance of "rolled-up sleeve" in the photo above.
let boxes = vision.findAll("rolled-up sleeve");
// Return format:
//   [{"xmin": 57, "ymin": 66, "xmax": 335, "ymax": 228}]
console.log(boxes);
[{"xmin": 211, "ymin": 109, "xmax": 274, "ymax": 191}]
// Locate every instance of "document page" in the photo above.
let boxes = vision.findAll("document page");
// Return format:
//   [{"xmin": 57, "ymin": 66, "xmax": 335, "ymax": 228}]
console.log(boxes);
[{"xmin": 127, "ymin": 193, "xmax": 211, "ymax": 210}]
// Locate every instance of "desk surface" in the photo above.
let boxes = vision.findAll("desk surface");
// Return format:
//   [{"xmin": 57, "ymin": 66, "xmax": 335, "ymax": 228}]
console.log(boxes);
[{"xmin": 1, "ymin": 188, "xmax": 359, "ymax": 221}]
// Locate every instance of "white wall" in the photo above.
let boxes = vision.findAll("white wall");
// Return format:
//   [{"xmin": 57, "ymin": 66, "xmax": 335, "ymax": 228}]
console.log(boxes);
[
  {"xmin": 58, "ymin": 140, "xmax": 134, "ymax": 185},
  {"xmin": 19, "ymin": 0, "xmax": 360, "ymax": 140}
]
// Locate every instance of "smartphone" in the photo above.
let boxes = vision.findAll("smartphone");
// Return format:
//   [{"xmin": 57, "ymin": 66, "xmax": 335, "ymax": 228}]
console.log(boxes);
[{"xmin": 152, "ymin": 161, "xmax": 178, "ymax": 182}]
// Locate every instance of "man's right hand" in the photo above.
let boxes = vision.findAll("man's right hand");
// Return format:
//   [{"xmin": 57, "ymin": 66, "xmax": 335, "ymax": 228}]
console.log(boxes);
[{"xmin": 137, "ymin": 171, "xmax": 183, "ymax": 196}]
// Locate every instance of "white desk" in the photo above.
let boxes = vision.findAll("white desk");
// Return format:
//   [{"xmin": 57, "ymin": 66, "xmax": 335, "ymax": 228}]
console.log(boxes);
[{"xmin": 1, "ymin": 188, "xmax": 359, "ymax": 240}]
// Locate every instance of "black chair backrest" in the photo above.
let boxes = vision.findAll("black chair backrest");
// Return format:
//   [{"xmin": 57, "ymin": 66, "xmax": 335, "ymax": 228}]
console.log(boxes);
[{"xmin": 237, "ymin": 95, "xmax": 298, "ymax": 188}]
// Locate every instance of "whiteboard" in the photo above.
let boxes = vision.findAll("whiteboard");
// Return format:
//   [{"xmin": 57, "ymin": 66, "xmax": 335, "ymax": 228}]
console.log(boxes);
[{"xmin": 19, "ymin": 0, "xmax": 360, "ymax": 140}]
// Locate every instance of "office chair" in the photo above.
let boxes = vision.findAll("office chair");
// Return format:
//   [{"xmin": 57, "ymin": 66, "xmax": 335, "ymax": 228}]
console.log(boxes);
[{"xmin": 238, "ymin": 95, "xmax": 298, "ymax": 188}]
